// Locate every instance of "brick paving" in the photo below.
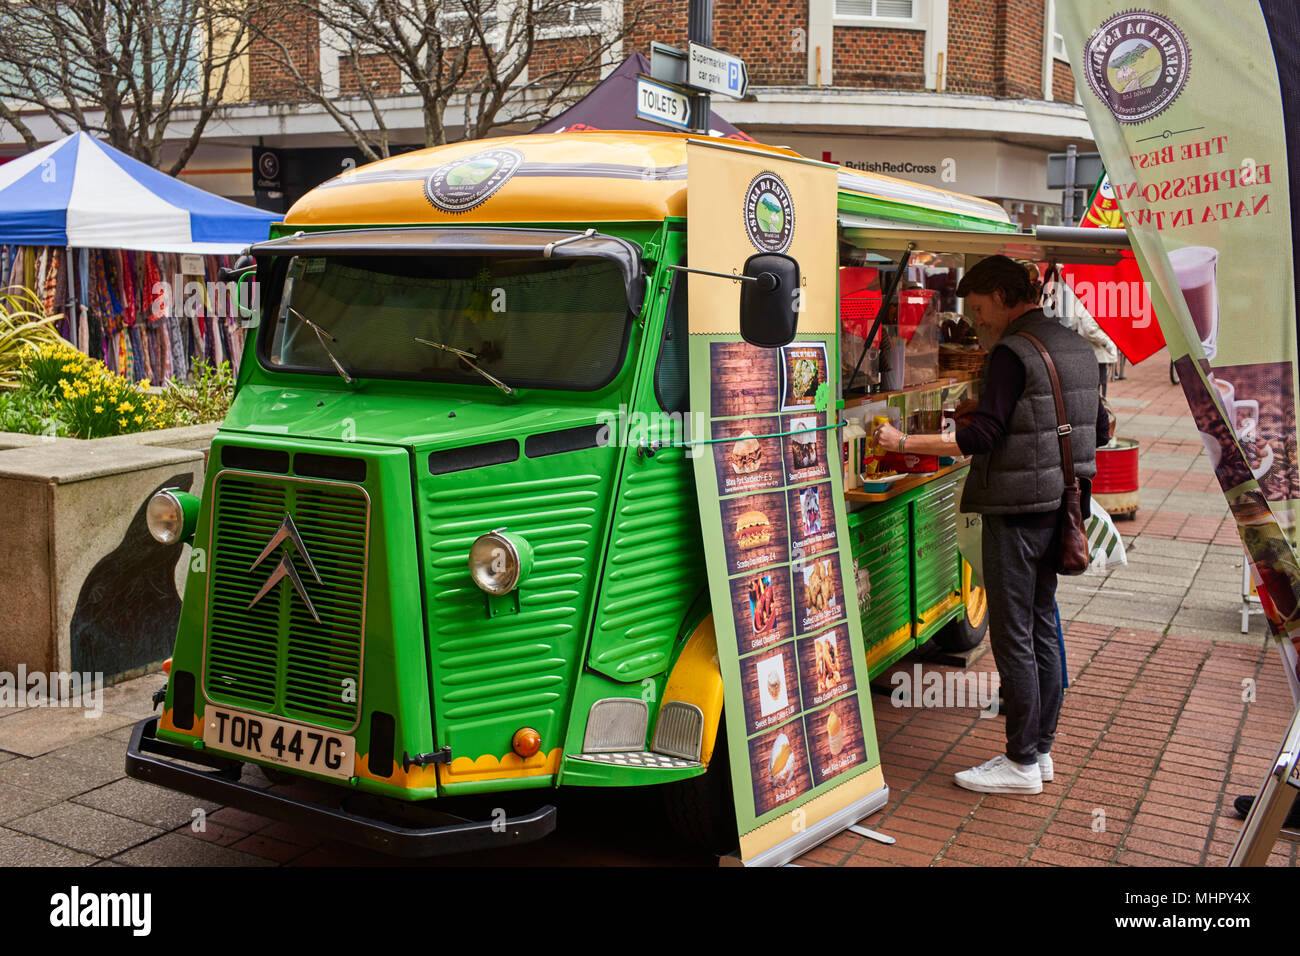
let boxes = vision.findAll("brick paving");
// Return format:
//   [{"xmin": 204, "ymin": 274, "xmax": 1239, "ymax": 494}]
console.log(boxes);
[{"xmin": 0, "ymin": 348, "xmax": 1295, "ymax": 866}]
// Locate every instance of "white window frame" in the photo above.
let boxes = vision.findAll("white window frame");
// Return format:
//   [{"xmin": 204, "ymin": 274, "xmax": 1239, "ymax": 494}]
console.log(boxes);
[
  {"xmin": 832, "ymin": 0, "xmax": 922, "ymax": 29},
  {"xmin": 534, "ymin": 0, "xmax": 608, "ymax": 40},
  {"xmin": 1052, "ymin": 31, "xmax": 1069, "ymax": 62},
  {"xmin": 438, "ymin": 1, "xmax": 503, "ymax": 46},
  {"xmin": 1042, "ymin": 0, "xmax": 1055, "ymax": 100},
  {"xmin": 823, "ymin": 0, "xmax": 946, "ymax": 91}
]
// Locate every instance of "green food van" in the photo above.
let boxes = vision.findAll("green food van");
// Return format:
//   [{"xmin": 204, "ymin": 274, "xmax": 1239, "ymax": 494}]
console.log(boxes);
[{"xmin": 125, "ymin": 130, "xmax": 1129, "ymax": 857}]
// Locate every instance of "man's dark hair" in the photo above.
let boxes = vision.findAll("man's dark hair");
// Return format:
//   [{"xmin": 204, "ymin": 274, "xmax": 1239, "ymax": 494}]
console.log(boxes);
[{"xmin": 956, "ymin": 255, "xmax": 1040, "ymax": 306}]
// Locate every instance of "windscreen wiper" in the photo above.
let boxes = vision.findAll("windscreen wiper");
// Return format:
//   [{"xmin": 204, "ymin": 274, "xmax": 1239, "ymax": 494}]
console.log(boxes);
[
  {"xmin": 289, "ymin": 308, "xmax": 353, "ymax": 385},
  {"xmin": 413, "ymin": 337, "xmax": 515, "ymax": 396}
]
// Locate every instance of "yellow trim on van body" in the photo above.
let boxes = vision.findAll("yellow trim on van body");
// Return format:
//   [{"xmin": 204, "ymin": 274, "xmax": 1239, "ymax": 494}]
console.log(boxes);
[{"xmin": 658, "ymin": 615, "xmax": 725, "ymax": 765}]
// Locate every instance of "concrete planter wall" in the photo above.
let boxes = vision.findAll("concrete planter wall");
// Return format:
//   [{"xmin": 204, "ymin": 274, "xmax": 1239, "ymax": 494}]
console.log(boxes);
[{"xmin": 0, "ymin": 424, "xmax": 219, "ymax": 686}]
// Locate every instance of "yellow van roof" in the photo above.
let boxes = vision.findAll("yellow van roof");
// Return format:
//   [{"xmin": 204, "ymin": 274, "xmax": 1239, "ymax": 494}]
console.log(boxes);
[{"xmin": 283, "ymin": 131, "xmax": 1008, "ymax": 227}]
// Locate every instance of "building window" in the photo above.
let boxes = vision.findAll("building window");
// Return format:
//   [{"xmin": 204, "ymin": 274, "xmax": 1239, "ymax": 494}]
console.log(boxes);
[
  {"xmin": 539, "ymin": 2, "xmax": 604, "ymax": 29},
  {"xmin": 834, "ymin": 0, "xmax": 915, "ymax": 19},
  {"xmin": 438, "ymin": 2, "xmax": 499, "ymax": 35},
  {"xmin": 1048, "ymin": 0, "xmax": 1069, "ymax": 62}
]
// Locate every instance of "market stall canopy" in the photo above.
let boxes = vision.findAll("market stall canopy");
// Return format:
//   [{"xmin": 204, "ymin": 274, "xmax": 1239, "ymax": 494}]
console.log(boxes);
[
  {"xmin": 839, "ymin": 219, "xmax": 1131, "ymax": 266},
  {"xmin": 0, "ymin": 132, "xmax": 278, "ymax": 254},
  {"xmin": 530, "ymin": 52, "xmax": 755, "ymax": 141}
]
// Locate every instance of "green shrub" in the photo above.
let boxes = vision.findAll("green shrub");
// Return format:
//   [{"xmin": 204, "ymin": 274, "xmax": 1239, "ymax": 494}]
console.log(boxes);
[
  {"xmin": 0, "ymin": 385, "xmax": 65, "ymax": 437},
  {"xmin": 1, "ymin": 346, "xmax": 235, "ymax": 439},
  {"xmin": 23, "ymin": 341, "xmax": 89, "ymax": 392},
  {"xmin": 1, "ymin": 289, "xmax": 67, "ymax": 390},
  {"xmin": 158, "ymin": 361, "xmax": 235, "ymax": 427}
]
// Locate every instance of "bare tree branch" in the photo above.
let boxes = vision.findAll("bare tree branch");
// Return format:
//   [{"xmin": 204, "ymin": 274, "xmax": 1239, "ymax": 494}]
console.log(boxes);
[
  {"xmin": 0, "ymin": 0, "xmax": 264, "ymax": 171},
  {"xmin": 249, "ymin": 0, "xmax": 653, "ymax": 158}
]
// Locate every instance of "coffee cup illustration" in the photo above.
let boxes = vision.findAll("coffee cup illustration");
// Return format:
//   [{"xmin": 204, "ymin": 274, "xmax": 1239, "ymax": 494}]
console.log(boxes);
[
  {"xmin": 1211, "ymin": 375, "xmax": 1258, "ymax": 437},
  {"xmin": 1201, "ymin": 375, "xmax": 1273, "ymax": 480},
  {"xmin": 1169, "ymin": 246, "xmax": 1219, "ymax": 360}
]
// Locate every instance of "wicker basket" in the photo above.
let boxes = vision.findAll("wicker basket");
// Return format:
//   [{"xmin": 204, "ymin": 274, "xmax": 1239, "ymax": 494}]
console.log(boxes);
[{"xmin": 939, "ymin": 346, "xmax": 987, "ymax": 374}]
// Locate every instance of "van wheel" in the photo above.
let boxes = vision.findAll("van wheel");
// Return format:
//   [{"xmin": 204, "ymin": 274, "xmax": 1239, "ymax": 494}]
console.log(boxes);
[
  {"xmin": 933, "ymin": 560, "xmax": 988, "ymax": 652},
  {"xmin": 662, "ymin": 722, "xmax": 739, "ymax": 857}
]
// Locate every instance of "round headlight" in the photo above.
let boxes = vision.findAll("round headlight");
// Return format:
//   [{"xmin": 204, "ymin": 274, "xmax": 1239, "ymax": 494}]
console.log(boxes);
[
  {"xmin": 468, "ymin": 531, "xmax": 533, "ymax": 595},
  {"xmin": 146, "ymin": 491, "xmax": 186, "ymax": 544}
]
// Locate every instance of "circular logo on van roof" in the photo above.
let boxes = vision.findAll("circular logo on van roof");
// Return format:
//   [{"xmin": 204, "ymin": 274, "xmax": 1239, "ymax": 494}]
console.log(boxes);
[
  {"xmin": 743, "ymin": 172, "xmax": 794, "ymax": 253},
  {"xmin": 425, "ymin": 148, "xmax": 524, "ymax": 214},
  {"xmin": 1083, "ymin": 10, "xmax": 1190, "ymax": 124}
]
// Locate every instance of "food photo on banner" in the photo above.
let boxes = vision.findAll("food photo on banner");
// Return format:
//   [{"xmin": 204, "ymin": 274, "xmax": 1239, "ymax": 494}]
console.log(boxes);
[
  {"xmin": 1057, "ymin": 0, "xmax": 1300, "ymax": 694},
  {"xmin": 686, "ymin": 139, "xmax": 887, "ymax": 866}
]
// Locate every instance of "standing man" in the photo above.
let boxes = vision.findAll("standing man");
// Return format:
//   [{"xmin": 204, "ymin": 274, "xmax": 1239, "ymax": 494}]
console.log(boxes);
[{"xmin": 874, "ymin": 255, "xmax": 1107, "ymax": 794}]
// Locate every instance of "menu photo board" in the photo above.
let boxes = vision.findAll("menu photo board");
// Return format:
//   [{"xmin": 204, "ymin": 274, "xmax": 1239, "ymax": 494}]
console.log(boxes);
[
  {"xmin": 686, "ymin": 140, "xmax": 886, "ymax": 866},
  {"xmin": 692, "ymin": 336, "xmax": 883, "ymax": 861}
]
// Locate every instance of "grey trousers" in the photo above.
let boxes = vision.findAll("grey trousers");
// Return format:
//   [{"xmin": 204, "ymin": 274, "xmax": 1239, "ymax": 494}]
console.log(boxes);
[{"xmin": 981, "ymin": 514, "xmax": 1063, "ymax": 766}]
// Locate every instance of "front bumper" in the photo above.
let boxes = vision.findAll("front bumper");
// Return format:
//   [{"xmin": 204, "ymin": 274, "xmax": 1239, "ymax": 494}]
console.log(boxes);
[{"xmin": 125, "ymin": 716, "xmax": 557, "ymax": 859}]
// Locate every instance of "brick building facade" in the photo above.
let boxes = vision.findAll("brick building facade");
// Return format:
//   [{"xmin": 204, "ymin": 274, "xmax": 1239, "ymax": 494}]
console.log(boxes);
[
  {"xmin": 242, "ymin": 0, "xmax": 1080, "ymax": 112},
  {"xmin": 0, "ymin": 0, "xmax": 1089, "ymax": 222}
]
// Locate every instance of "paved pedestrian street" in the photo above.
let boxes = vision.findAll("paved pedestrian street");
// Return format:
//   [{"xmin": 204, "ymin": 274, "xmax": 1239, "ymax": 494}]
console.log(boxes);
[{"xmin": 0, "ymin": 350, "xmax": 1294, "ymax": 867}]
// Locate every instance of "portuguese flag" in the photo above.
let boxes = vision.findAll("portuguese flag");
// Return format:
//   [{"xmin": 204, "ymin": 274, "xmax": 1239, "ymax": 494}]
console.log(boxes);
[{"xmin": 1060, "ymin": 175, "xmax": 1165, "ymax": 364}]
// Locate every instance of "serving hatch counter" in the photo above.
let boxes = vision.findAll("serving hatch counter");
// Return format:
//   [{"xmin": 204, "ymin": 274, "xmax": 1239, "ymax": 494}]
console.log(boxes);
[
  {"xmin": 834, "ymin": 225, "xmax": 989, "ymax": 675},
  {"xmin": 836, "ymin": 383, "xmax": 979, "ymax": 676}
]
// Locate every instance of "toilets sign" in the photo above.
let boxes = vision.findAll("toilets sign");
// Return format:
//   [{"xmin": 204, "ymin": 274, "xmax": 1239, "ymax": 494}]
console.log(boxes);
[{"xmin": 635, "ymin": 76, "xmax": 692, "ymax": 131}]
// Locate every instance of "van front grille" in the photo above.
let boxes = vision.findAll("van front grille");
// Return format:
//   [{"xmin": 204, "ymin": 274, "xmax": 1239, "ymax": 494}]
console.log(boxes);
[{"xmin": 204, "ymin": 471, "xmax": 369, "ymax": 731}]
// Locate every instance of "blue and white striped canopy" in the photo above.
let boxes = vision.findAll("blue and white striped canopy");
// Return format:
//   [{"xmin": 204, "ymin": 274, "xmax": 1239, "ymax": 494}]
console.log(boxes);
[{"xmin": 0, "ymin": 131, "xmax": 278, "ymax": 253}]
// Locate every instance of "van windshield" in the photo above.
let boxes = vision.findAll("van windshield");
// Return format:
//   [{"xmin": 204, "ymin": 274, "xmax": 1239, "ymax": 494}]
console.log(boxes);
[{"xmin": 261, "ymin": 254, "xmax": 632, "ymax": 390}]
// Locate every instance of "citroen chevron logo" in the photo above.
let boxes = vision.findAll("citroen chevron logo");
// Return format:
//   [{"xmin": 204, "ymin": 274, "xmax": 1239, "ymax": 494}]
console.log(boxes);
[{"xmin": 247, "ymin": 514, "xmax": 323, "ymax": 624}]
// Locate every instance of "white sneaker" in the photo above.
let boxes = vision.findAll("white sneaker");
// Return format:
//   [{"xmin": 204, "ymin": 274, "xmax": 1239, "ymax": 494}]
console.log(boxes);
[
  {"xmin": 1038, "ymin": 753, "xmax": 1053, "ymax": 782},
  {"xmin": 954, "ymin": 755, "xmax": 1042, "ymax": 794}
]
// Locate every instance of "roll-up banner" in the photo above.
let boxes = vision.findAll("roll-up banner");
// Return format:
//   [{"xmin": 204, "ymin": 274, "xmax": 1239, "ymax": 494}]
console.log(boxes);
[
  {"xmin": 1058, "ymin": 2, "xmax": 1300, "ymax": 685},
  {"xmin": 685, "ymin": 139, "xmax": 887, "ymax": 866}
]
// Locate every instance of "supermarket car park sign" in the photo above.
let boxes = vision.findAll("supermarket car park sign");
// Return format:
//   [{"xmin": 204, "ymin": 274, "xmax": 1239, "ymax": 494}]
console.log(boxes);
[{"xmin": 688, "ymin": 42, "xmax": 749, "ymax": 99}]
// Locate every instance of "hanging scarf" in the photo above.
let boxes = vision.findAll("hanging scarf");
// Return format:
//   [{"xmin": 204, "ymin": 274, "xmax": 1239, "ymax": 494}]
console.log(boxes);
[
  {"xmin": 158, "ymin": 317, "xmax": 173, "ymax": 383},
  {"xmin": 43, "ymin": 248, "xmax": 60, "ymax": 315},
  {"xmin": 144, "ymin": 253, "xmax": 163, "ymax": 324},
  {"xmin": 34, "ymin": 247, "xmax": 48, "ymax": 300},
  {"xmin": 169, "ymin": 312, "xmax": 188, "ymax": 381}
]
